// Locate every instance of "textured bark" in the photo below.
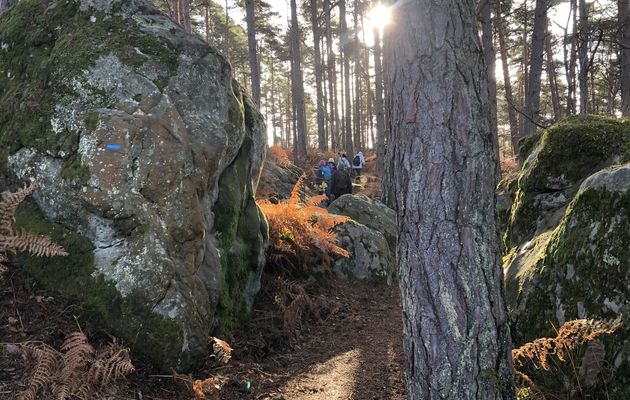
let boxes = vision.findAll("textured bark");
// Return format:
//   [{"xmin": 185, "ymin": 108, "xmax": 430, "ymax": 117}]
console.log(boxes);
[
  {"xmin": 180, "ymin": 0, "xmax": 191, "ymax": 33},
  {"xmin": 245, "ymin": 0, "xmax": 261, "ymax": 105},
  {"xmin": 546, "ymin": 26, "xmax": 562, "ymax": 121},
  {"xmin": 480, "ymin": 0, "xmax": 497, "ymax": 154},
  {"xmin": 310, "ymin": 0, "xmax": 327, "ymax": 150},
  {"xmin": 290, "ymin": 0, "xmax": 308, "ymax": 158},
  {"xmin": 523, "ymin": 0, "xmax": 548, "ymax": 137},
  {"xmin": 578, "ymin": 0, "xmax": 589, "ymax": 114},
  {"xmin": 352, "ymin": 0, "xmax": 362, "ymax": 151},
  {"xmin": 0, "ymin": 0, "xmax": 17, "ymax": 16},
  {"xmin": 374, "ymin": 27, "xmax": 385, "ymax": 173},
  {"xmin": 566, "ymin": 0, "xmax": 578, "ymax": 115},
  {"xmin": 325, "ymin": 0, "xmax": 340, "ymax": 150},
  {"xmin": 383, "ymin": 0, "xmax": 515, "ymax": 398},
  {"xmin": 340, "ymin": 0, "xmax": 353, "ymax": 154},
  {"xmin": 621, "ymin": 0, "xmax": 630, "ymax": 116},
  {"xmin": 205, "ymin": 4, "xmax": 211, "ymax": 43},
  {"xmin": 496, "ymin": 0, "xmax": 520, "ymax": 157}
]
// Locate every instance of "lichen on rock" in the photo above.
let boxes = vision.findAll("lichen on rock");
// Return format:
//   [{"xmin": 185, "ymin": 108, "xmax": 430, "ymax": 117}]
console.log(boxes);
[{"xmin": 1, "ymin": 0, "xmax": 267, "ymax": 372}]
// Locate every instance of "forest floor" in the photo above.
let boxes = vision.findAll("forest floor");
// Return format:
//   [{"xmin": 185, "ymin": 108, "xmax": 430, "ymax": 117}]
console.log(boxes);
[{"xmin": 0, "ymin": 277, "xmax": 406, "ymax": 400}]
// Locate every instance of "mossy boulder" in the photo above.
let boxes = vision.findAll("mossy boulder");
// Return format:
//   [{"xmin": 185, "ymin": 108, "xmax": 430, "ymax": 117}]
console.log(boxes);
[
  {"xmin": 328, "ymin": 194, "xmax": 397, "ymax": 251},
  {"xmin": 332, "ymin": 220, "xmax": 394, "ymax": 282},
  {"xmin": 1, "ymin": 0, "xmax": 267, "ymax": 372},
  {"xmin": 506, "ymin": 116, "xmax": 630, "ymax": 248},
  {"xmin": 505, "ymin": 164, "xmax": 630, "ymax": 396}
]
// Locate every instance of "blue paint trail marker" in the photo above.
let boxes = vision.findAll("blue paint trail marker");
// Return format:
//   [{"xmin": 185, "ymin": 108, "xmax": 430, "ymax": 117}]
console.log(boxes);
[{"xmin": 106, "ymin": 144, "xmax": 122, "ymax": 151}]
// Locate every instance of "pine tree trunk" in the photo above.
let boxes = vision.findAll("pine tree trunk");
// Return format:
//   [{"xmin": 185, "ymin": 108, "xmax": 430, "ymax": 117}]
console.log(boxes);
[
  {"xmin": 271, "ymin": 58, "xmax": 278, "ymax": 146},
  {"xmin": 352, "ymin": 0, "xmax": 362, "ymax": 152},
  {"xmin": 578, "ymin": 0, "xmax": 589, "ymax": 114},
  {"xmin": 245, "ymin": 0, "xmax": 261, "ymax": 105},
  {"xmin": 546, "ymin": 26, "xmax": 562, "ymax": 121},
  {"xmin": 480, "ymin": 0, "xmax": 497, "ymax": 156},
  {"xmin": 310, "ymin": 0, "xmax": 327, "ymax": 150},
  {"xmin": 290, "ymin": 0, "xmax": 308, "ymax": 158},
  {"xmin": 567, "ymin": 0, "xmax": 578, "ymax": 114},
  {"xmin": 180, "ymin": 0, "xmax": 191, "ymax": 33},
  {"xmin": 384, "ymin": 1, "xmax": 515, "ymax": 398},
  {"xmin": 496, "ymin": 0, "xmax": 520, "ymax": 157},
  {"xmin": 325, "ymin": 0, "xmax": 340, "ymax": 150},
  {"xmin": 340, "ymin": 0, "xmax": 353, "ymax": 154},
  {"xmin": 205, "ymin": 4, "xmax": 211, "ymax": 43},
  {"xmin": 374, "ymin": 27, "xmax": 386, "ymax": 173},
  {"xmin": 620, "ymin": 0, "xmax": 630, "ymax": 116},
  {"xmin": 523, "ymin": 0, "xmax": 548, "ymax": 137}
]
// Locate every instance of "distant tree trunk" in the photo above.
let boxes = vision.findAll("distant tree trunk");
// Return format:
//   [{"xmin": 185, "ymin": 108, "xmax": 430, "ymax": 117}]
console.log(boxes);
[
  {"xmin": 374, "ymin": 26, "xmax": 386, "ymax": 173},
  {"xmin": 523, "ymin": 0, "xmax": 548, "ymax": 137},
  {"xmin": 340, "ymin": 0, "xmax": 353, "ymax": 154},
  {"xmin": 578, "ymin": 0, "xmax": 589, "ymax": 114},
  {"xmin": 546, "ymin": 25, "xmax": 562, "ymax": 121},
  {"xmin": 180, "ymin": 0, "xmax": 191, "ymax": 33},
  {"xmin": 0, "ymin": 0, "xmax": 17, "ymax": 16},
  {"xmin": 245, "ymin": 0, "xmax": 261, "ymax": 104},
  {"xmin": 352, "ymin": 0, "xmax": 362, "ymax": 152},
  {"xmin": 290, "ymin": 0, "xmax": 308, "ymax": 158},
  {"xmin": 224, "ymin": 0, "xmax": 230, "ymax": 59},
  {"xmin": 205, "ymin": 3, "xmax": 211, "ymax": 43},
  {"xmin": 480, "ymin": 0, "xmax": 497, "ymax": 153},
  {"xmin": 325, "ymin": 0, "xmax": 340, "ymax": 150},
  {"xmin": 496, "ymin": 0, "xmax": 520, "ymax": 157},
  {"xmin": 384, "ymin": 1, "xmax": 515, "ymax": 398},
  {"xmin": 566, "ymin": 0, "xmax": 578, "ymax": 114},
  {"xmin": 620, "ymin": 0, "xmax": 630, "ymax": 116},
  {"xmin": 518, "ymin": 1, "xmax": 529, "ymax": 137},
  {"xmin": 271, "ymin": 58, "xmax": 278, "ymax": 146},
  {"xmin": 310, "ymin": 0, "xmax": 327, "ymax": 150}
]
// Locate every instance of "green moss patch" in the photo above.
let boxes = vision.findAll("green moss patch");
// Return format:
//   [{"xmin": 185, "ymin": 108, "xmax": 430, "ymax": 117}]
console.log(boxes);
[{"xmin": 0, "ymin": 0, "xmax": 178, "ymax": 172}]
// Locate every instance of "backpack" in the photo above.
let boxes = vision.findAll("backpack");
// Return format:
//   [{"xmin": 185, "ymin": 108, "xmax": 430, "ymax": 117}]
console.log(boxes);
[
  {"xmin": 335, "ymin": 169, "xmax": 351, "ymax": 192},
  {"xmin": 322, "ymin": 165, "xmax": 332, "ymax": 180},
  {"xmin": 353, "ymin": 155, "xmax": 361, "ymax": 167}
]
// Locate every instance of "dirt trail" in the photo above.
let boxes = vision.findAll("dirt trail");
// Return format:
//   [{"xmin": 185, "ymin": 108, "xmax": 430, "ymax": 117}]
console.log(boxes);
[
  {"xmin": 1, "ymin": 279, "xmax": 406, "ymax": 400},
  {"xmin": 219, "ymin": 282, "xmax": 407, "ymax": 400}
]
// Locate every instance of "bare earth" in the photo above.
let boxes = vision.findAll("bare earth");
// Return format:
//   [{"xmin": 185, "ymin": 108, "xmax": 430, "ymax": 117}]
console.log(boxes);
[{"xmin": 1, "ymin": 279, "xmax": 407, "ymax": 400}]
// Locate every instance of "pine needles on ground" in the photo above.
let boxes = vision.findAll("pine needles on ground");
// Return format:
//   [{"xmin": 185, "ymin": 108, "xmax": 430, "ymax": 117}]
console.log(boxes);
[
  {"xmin": 16, "ymin": 332, "xmax": 134, "ymax": 400},
  {"xmin": 0, "ymin": 181, "xmax": 68, "ymax": 276},
  {"xmin": 257, "ymin": 175, "xmax": 349, "ymax": 276}
]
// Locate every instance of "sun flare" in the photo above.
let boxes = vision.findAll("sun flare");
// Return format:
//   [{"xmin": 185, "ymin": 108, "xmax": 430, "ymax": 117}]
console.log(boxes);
[{"xmin": 368, "ymin": 3, "xmax": 392, "ymax": 31}]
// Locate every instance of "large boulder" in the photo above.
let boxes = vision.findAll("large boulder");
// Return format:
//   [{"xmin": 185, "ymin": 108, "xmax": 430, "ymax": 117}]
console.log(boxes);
[
  {"xmin": 332, "ymin": 221, "xmax": 394, "ymax": 281},
  {"xmin": 505, "ymin": 116, "xmax": 630, "ymax": 248},
  {"xmin": 328, "ymin": 195, "xmax": 397, "ymax": 281},
  {"xmin": 1, "ymin": 0, "xmax": 267, "ymax": 371},
  {"xmin": 328, "ymin": 194, "xmax": 397, "ymax": 251},
  {"xmin": 502, "ymin": 116, "xmax": 630, "ymax": 395}
]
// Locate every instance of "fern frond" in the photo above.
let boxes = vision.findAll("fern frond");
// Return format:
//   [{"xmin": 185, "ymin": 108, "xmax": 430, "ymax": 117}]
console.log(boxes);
[
  {"xmin": 18, "ymin": 343, "xmax": 62, "ymax": 400},
  {"xmin": 288, "ymin": 174, "xmax": 306, "ymax": 205},
  {"xmin": 0, "ymin": 181, "xmax": 38, "ymax": 235},
  {"xmin": 0, "ymin": 231, "xmax": 68, "ymax": 257}
]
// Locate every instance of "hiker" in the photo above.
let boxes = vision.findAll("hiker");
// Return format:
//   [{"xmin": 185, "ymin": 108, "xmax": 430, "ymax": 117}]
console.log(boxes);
[
  {"xmin": 327, "ymin": 157, "xmax": 336, "ymax": 172},
  {"xmin": 338, "ymin": 153, "xmax": 351, "ymax": 170},
  {"xmin": 330, "ymin": 163, "xmax": 353, "ymax": 201},
  {"xmin": 315, "ymin": 160, "xmax": 332, "ymax": 195},
  {"xmin": 352, "ymin": 151, "xmax": 365, "ymax": 179}
]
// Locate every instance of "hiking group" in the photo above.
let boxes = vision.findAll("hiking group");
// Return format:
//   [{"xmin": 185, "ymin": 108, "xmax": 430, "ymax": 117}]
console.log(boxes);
[{"xmin": 315, "ymin": 152, "xmax": 365, "ymax": 204}]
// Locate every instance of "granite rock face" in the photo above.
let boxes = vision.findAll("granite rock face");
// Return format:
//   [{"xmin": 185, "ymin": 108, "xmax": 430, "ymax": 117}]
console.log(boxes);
[{"xmin": 1, "ymin": 0, "xmax": 267, "ymax": 371}]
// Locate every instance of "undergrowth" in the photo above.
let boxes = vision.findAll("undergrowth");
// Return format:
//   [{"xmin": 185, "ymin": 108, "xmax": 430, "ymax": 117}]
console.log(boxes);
[
  {"xmin": 0, "ymin": 181, "xmax": 68, "ymax": 277},
  {"xmin": 257, "ymin": 174, "xmax": 349, "ymax": 278},
  {"xmin": 513, "ymin": 317, "xmax": 623, "ymax": 399},
  {"xmin": 15, "ymin": 332, "xmax": 134, "ymax": 400}
]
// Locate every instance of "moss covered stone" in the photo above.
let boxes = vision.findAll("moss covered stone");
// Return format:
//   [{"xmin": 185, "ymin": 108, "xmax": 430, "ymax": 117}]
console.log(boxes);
[
  {"xmin": 506, "ymin": 116, "xmax": 630, "ymax": 248},
  {"xmin": 505, "ymin": 164, "xmax": 630, "ymax": 395},
  {"xmin": 1, "ymin": 0, "xmax": 267, "ymax": 372}
]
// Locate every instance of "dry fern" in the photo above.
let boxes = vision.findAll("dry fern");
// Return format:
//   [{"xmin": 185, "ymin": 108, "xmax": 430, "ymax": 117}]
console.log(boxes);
[
  {"xmin": 271, "ymin": 277, "xmax": 340, "ymax": 342},
  {"xmin": 0, "ymin": 182, "xmax": 68, "ymax": 275},
  {"xmin": 258, "ymin": 176, "xmax": 349, "ymax": 276},
  {"xmin": 513, "ymin": 317, "xmax": 623, "ymax": 393},
  {"xmin": 16, "ymin": 332, "xmax": 134, "ymax": 400}
]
